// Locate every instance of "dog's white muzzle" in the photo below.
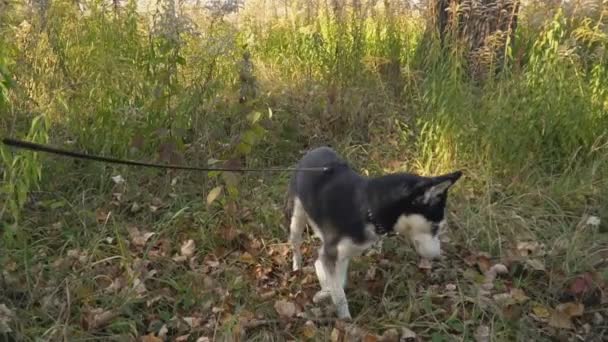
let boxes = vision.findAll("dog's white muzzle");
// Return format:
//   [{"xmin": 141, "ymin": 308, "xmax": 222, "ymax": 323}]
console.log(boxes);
[{"xmin": 413, "ymin": 234, "xmax": 441, "ymax": 259}]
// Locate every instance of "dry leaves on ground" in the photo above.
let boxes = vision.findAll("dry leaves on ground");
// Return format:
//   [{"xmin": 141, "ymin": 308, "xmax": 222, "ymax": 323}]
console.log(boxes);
[
  {"xmin": 206, "ymin": 186, "xmax": 223, "ymax": 205},
  {"xmin": 81, "ymin": 308, "xmax": 118, "ymax": 330},
  {"xmin": 128, "ymin": 226, "xmax": 156, "ymax": 248},
  {"xmin": 547, "ymin": 302, "xmax": 585, "ymax": 330},
  {"xmin": 173, "ymin": 239, "xmax": 196, "ymax": 262},
  {"xmin": 274, "ymin": 299, "xmax": 298, "ymax": 319}
]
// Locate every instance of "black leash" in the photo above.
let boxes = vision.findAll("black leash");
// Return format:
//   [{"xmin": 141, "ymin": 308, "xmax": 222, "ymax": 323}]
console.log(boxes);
[{"xmin": 1, "ymin": 138, "xmax": 329, "ymax": 173}]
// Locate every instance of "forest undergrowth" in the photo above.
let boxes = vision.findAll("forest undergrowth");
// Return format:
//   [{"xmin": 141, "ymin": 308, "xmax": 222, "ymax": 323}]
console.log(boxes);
[{"xmin": 1, "ymin": 0, "xmax": 607, "ymax": 340}]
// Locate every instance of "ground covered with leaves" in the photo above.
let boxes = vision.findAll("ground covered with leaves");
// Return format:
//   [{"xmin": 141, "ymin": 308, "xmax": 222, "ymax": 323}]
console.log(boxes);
[
  {"xmin": 1, "ymin": 159, "xmax": 607, "ymax": 342},
  {"xmin": 2, "ymin": 0, "xmax": 608, "ymax": 340}
]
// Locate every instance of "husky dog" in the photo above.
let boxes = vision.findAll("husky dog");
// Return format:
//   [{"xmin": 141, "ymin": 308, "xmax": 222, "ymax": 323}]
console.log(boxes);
[{"xmin": 285, "ymin": 147, "xmax": 462, "ymax": 320}]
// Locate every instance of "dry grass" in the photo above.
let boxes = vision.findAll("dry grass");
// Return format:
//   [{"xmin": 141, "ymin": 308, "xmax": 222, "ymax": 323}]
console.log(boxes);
[
  {"xmin": 1, "ymin": 0, "xmax": 608, "ymax": 341},
  {"xmin": 1, "ymin": 143, "xmax": 607, "ymax": 341}
]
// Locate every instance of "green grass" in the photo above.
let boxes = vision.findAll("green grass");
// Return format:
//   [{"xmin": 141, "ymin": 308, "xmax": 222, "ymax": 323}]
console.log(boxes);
[
  {"xmin": 2, "ymin": 0, "xmax": 608, "ymax": 340},
  {"xmin": 2, "ymin": 145, "xmax": 607, "ymax": 341}
]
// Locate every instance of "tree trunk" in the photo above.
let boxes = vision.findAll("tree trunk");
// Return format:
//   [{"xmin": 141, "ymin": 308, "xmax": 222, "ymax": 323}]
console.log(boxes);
[{"xmin": 431, "ymin": 0, "xmax": 521, "ymax": 81}]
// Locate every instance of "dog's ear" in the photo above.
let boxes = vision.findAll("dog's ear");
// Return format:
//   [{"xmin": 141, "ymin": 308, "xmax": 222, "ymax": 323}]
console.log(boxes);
[{"xmin": 415, "ymin": 171, "xmax": 463, "ymax": 204}]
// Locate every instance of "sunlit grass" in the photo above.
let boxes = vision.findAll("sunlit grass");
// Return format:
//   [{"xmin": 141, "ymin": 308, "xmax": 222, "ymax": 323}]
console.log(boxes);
[{"xmin": 1, "ymin": 0, "xmax": 607, "ymax": 340}]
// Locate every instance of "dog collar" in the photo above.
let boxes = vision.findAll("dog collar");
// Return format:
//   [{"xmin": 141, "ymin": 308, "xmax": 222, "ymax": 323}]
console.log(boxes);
[{"xmin": 367, "ymin": 209, "xmax": 393, "ymax": 236}]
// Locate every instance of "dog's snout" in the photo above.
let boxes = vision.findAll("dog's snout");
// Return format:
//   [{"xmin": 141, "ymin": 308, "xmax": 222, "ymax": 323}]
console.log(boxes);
[{"xmin": 413, "ymin": 234, "xmax": 441, "ymax": 259}]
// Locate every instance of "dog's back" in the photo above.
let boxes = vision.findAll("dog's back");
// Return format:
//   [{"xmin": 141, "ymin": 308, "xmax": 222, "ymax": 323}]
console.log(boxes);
[
  {"xmin": 284, "ymin": 147, "xmax": 341, "ymax": 222},
  {"xmin": 285, "ymin": 147, "xmax": 369, "ymax": 242}
]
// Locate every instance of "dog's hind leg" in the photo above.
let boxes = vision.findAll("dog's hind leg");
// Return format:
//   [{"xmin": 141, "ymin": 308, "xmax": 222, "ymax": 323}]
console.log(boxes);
[{"xmin": 289, "ymin": 197, "xmax": 307, "ymax": 271}]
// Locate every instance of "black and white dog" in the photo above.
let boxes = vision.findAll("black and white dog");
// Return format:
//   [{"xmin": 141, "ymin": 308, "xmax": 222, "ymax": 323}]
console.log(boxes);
[{"xmin": 285, "ymin": 147, "xmax": 462, "ymax": 320}]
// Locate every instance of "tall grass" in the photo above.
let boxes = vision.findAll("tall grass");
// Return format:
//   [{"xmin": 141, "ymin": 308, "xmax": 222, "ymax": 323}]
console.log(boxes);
[{"xmin": 1, "ymin": 0, "xmax": 607, "ymax": 223}]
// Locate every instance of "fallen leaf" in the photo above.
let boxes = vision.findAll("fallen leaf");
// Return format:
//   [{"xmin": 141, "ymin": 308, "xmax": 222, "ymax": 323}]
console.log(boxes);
[
  {"xmin": 463, "ymin": 254, "xmax": 477, "ymax": 267},
  {"xmin": 502, "ymin": 304, "xmax": 524, "ymax": 321},
  {"xmin": 180, "ymin": 239, "xmax": 196, "ymax": 258},
  {"xmin": 401, "ymin": 327, "xmax": 416, "ymax": 342},
  {"xmin": 140, "ymin": 334, "xmax": 163, "ymax": 342},
  {"xmin": 133, "ymin": 278, "xmax": 148, "ymax": 296},
  {"xmin": 205, "ymin": 259, "xmax": 220, "ymax": 268},
  {"xmin": 67, "ymin": 249, "xmax": 89, "ymax": 264},
  {"xmin": 172, "ymin": 255, "xmax": 188, "ymax": 263},
  {"xmin": 274, "ymin": 299, "xmax": 297, "ymax": 319},
  {"xmin": 516, "ymin": 241, "xmax": 544, "ymax": 257},
  {"xmin": 150, "ymin": 238, "xmax": 172, "ymax": 259},
  {"xmin": 331, "ymin": 326, "xmax": 345, "ymax": 342},
  {"xmin": 476, "ymin": 254, "xmax": 492, "ymax": 273},
  {"xmin": 585, "ymin": 215, "xmax": 600, "ymax": 227},
  {"xmin": 488, "ymin": 263, "xmax": 508, "ymax": 275},
  {"xmin": 482, "ymin": 263, "xmax": 509, "ymax": 289},
  {"xmin": 196, "ymin": 338, "xmax": 211, "ymax": 342},
  {"xmin": 525, "ymin": 259, "xmax": 545, "ymax": 271},
  {"xmin": 556, "ymin": 302, "xmax": 584, "ymax": 317},
  {"xmin": 112, "ymin": 192, "xmax": 123, "ymax": 202},
  {"xmin": 106, "ymin": 276, "xmax": 127, "ymax": 293},
  {"xmin": 592, "ymin": 312, "xmax": 604, "ymax": 325},
  {"xmin": 95, "ymin": 208, "xmax": 111, "ymax": 224},
  {"xmin": 220, "ymin": 225, "xmax": 239, "ymax": 242},
  {"xmin": 111, "ymin": 175, "xmax": 125, "ymax": 184},
  {"xmin": 547, "ymin": 302, "xmax": 584, "ymax": 330},
  {"xmin": 511, "ymin": 288, "xmax": 530, "ymax": 304},
  {"xmin": 3, "ymin": 260, "xmax": 17, "ymax": 272},
  {"xmin": 82, "ymin": 308, "xmax": 117, "ymax": 330},
  {"xmin": 532, "ymin": 304, "xmax": 551, "ymax": 319},
  {"xmin": 473, "ymin": 325, "xmax": 490, "ymax": 342},
  {"xmin": 206, "ymin": 186, "xmax": 223, "ymax": 205},
  {"xmin": 492, "ymin": 293, "xmax": 513, "ymax": 306},
  {"xmin": 183, "ymin": 316, "xmax": 203, "ymax": 328},
  {"xmin": 568, "ymin": 273, "xmax": 594, "ymax": 297},
  {"xmin": 128, "ymin": 226, "xmax": 156, "ymax": 247},
  {"xmin": 301, "ymin": 320, "xmax": 317, "ymax": 339},
  {"xmin": 260, "ymin": 290, "xmax": 276, "ymax": 300},
  {"xmin": 239, "ymin": 252, "xmax": 255, "ymax": 264},
  {"xmin": 548, "ymin": 310, "xmax": 573, "ymax": 329},
  {"xmin": 158, "ymin": 324, "xmax": 168, "ymax": 339},
  {"xmin": 379, "ymin": 328, "xmax": 399, "ymax": 342}
]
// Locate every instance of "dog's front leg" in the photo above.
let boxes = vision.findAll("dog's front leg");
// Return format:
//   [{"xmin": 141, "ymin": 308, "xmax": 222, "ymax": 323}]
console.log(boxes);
[
  {"xmin": 329, "ymin": 257, "xmax": 352, "ymax": 320},
  {"xmin": 313, "ymin": 253, "xmax": 332, "ymax": 303},
  {"xmin": 312, "ymin": 257, "xmax": 350, "ymax": 302}
]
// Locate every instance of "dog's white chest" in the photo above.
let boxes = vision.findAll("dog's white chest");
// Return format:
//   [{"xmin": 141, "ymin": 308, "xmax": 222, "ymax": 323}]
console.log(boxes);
[{"xmin": 336, "ymin": 224, "xmax": 379, "ymax": 258}]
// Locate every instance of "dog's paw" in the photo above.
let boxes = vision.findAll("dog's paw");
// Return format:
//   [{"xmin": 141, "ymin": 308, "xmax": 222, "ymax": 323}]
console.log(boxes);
[
  {"xmin": 292, "ymin": 256, "xmax": 303, "ymax": 272},
  {"xmin": 336, "ymin": 308, "xmax": 352, "ymax": 321},
  {"xmin": 312, "ymin": 290, "xmax": 331, "ymax": 303}
]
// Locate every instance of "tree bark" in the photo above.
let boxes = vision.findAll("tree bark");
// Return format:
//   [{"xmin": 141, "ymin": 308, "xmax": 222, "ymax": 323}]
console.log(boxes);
[{"xmin": 430, "ymin": 0, "xmax": 521, "ymax": 81}]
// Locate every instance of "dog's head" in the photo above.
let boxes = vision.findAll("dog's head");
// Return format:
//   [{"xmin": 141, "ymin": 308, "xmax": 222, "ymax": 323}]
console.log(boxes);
[{"xmin": 382, "ymin": 171, "xmax": 463, "ymax": 259}]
